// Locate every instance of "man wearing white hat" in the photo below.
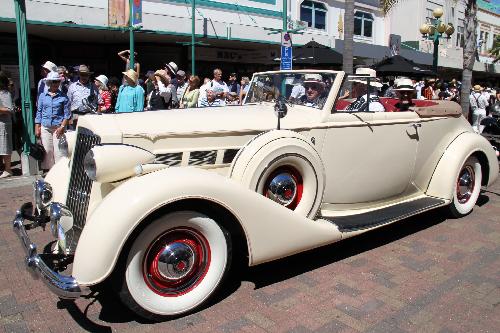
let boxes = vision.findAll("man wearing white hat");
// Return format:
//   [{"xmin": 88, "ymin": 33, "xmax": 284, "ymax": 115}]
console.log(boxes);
[
  {"xmin": 469, "ymin": 84, "xmax": 488, "ymax": 133},
  {"xmin": 298, "ymin": 73, "xmax": 328, "ymax": 109},
  {"xmin": 346, "ymin": 68, "xmax": 385, "ymax": 112},
  {"xmin": 37, "ymin": 61, "xmax": 57, "ymax": 100},
  {"xmin": 393, "ymin": 78, "xmax": 416, "ymax": 111}
]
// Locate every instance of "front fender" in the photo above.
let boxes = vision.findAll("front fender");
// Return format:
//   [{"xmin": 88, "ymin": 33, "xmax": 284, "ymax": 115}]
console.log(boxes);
[
  {"xmin": 73, "ymin": 167, "xmax": 341, "ymax": 285},
  {"xmin": 426, "ymin": 132, "xmax": 499, "ymax": 199}
]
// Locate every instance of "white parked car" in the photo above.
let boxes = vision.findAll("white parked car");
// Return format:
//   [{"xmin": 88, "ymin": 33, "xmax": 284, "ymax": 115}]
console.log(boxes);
[{"xmin": 13, "ymin": 70, "xmax": 498, "ymax": 320}]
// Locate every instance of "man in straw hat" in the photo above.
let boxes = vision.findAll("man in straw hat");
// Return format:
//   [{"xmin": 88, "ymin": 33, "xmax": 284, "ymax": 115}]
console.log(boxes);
[
  {"xmin": 298, "ymin": 73, "xmax": 328, "ymax": 109},
  {"xmin": 346, "ymin": 68, "xmax": 385, "ymax": 112},
  {"xmin": 393, "ymin": 78, "xmax": 416, "ymax": 112},
  {"xmin": 115, "ymin": 69, "xmax": 144, "ymax": 113},
  {"xmin": 469, "ymin": 84, "xmax": 489, "ymax": 133},
  {"xmin": 67, "ymin": 65, "xmax": 101, "ymax": 126}
]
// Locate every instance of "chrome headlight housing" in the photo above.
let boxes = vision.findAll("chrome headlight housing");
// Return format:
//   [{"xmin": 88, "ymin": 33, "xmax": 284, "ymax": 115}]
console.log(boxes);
[
  {"xmin": 84, "ymin": 150, "xmax": 97, "ymax": 181},
  {"xmin": 33, "ymin": 179, "xmax": 53, "ymax": 212},
  {"xmin": 58, "ymin": 134, "xmax": 69, "ymax": 157},
  {"xmin": 58, "ymin": 131, "xmax": 77, "ymax": 158},
  {"xmin": 49, "ymin": 202, "xmax": 74, "ymax": 253}
]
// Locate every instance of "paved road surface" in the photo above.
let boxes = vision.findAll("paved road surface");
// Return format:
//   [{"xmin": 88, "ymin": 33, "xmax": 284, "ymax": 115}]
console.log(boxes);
[{"xmin": 0, "ymin": 177, "xmax": 498, "ymax": 332}]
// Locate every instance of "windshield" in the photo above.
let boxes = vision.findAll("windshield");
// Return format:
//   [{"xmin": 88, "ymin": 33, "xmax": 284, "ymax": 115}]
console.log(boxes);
[{"xmin": 244, "ymin": 72, "xmax": 336, "ymax": 110}]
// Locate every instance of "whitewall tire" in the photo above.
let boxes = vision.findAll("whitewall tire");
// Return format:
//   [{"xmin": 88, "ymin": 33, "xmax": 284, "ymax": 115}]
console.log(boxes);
[
  {"xmin": 231, "ymin": 131, "xmax": 325, "ymax": 219},
  {"xmin": 119, "ymin": 211, "xmax": 230, "ymax": 319},
  {"xmin": 448, "ymin": 156, "xmax": 482, "ymax": 218}
]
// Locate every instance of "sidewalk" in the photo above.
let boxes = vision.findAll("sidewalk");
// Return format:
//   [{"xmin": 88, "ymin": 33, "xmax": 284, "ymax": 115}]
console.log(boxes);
[{"xmin": 0, "ymin": 151, "xmax": 39, "ymax": 189}]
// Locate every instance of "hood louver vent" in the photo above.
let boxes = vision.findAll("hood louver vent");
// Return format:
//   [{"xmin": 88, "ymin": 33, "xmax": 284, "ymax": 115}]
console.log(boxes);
[
  {"xmin": 189, "ymin": 150, "xmax": 217, "ymax": 166},
  {"xmin": 155, "ymin": 152, "xmax": 183, "ymax": 166}
]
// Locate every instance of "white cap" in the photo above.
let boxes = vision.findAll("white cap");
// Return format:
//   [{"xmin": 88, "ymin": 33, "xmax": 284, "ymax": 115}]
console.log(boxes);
[
  {"xmin": 95, "ymin": 74, "xmax": 109, "ymax": 89},
  {"xmin": 42, "ymin": 61, "xmax": 57, "ymax": 72}
]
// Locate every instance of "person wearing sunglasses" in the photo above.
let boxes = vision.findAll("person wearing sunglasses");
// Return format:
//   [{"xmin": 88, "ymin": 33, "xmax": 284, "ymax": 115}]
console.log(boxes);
[
  {"xmin": 35, "ymin": 71, "xmax": 70, "ymax": 172},
  {"xmin": 298, "ymin": 74, "xmax": 327, "ymax": 109},
  {"xmin": 394, "ymin": 78, "xmax": 416, "ymax": 112}
]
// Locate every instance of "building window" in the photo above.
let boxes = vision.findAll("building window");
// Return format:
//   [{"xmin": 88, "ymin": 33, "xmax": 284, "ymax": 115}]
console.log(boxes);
[
  {"xmin": 354, "ymin": 11, "xmax": 373, "ymax": 38},
  {"xmin": 300, "ymin": 1, "xmax": 327, "ymax": 30}
]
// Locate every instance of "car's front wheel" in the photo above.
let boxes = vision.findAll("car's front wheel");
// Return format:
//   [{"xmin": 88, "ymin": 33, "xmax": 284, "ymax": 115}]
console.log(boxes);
[
  {"xmin": 118, "ymin": 211, "xmax": 231, "ymax": 320},
  {"xmin": 447, "ymin": 156, "xmax": 482, "ymax": 218}
]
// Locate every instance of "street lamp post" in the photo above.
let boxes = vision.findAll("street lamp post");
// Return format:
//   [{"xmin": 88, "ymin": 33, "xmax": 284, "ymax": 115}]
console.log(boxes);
[{"xmin": 419, "ymin": 8, "xmax": 455, "ymax": 74}]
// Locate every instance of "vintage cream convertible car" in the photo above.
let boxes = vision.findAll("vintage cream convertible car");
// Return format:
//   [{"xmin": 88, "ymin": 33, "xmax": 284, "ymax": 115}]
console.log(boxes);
[{"xmin": 13, "ymin": 70, "xmax": 498, "ymax": 320}]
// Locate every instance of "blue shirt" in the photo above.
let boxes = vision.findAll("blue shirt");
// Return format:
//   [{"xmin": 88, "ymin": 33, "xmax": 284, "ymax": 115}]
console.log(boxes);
[
  {"xmin": 115, "ymin": 85, "xmax": 145, "ymax": 112},
  {"xmin": 36, "ymin": 90, "xmax": 71, "ymax": 127}
]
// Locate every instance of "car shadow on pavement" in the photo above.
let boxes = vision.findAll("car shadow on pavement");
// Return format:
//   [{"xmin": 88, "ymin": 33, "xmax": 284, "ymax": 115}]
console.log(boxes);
[{"xmin": 244, "ymin": 208, "xmax": 450, "ymax": 289}]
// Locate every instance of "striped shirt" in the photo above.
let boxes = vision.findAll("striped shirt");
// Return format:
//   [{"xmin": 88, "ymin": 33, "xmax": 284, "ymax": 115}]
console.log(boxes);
[{"xmin": 67, "ymin": 81, "xmax": 101, "ymax": 112}]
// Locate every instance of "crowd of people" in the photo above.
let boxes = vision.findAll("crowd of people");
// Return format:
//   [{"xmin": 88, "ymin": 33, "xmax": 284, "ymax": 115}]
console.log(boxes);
[{"xmin": 0, "ymin": 56, "xmax": 499, "ymax": 178}]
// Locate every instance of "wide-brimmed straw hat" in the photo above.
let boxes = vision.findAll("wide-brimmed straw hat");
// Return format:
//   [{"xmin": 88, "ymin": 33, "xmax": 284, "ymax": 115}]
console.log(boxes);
[
  {"xmin": 303, "ymin": 73, "xmax": 325, "ymax": 86},
  {"xmin": 473, "ymin": 84, "xmax": 482, "ymax": 92},
  {"xmin": 122, "ymin": 69, "xmax": 139, "ymax": 84},
  {"xmin": 154, "ymin": 69, "xmax": 170, "ymax": 84},
  {"xmin": 394, "ymin": 78, "xmax": 415, "ymax": 91},
  {"xmin": 349, "ymin": 68, "xmax": 383, "ymax": 88},
  {"xmin": 165, "ymin": 61, "xmax": 178, "ymax": 75},
  {"xmin": 77, "ymin": 64, "xmax": 93, "ymax": 74},
  {"xmin": 95, "ymin": 75, "xmax": 109, "ymax": 90},
  {"xmin": 42, "ymin": 61, "xmax": 57, "ymax": 72},
  {"xmin": 44, "ymin": 71, "xmax": 62, "ymax": 84}
]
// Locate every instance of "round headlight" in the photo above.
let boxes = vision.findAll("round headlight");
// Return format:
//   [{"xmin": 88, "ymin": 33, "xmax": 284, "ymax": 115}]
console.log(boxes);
[
  {"xmin": 58, "ymin": 134, "xmax": 69, "ymax": 157},
  {"xmin": 84, "ymin": 150, "xmax": 97, "ymax": 181},
  {"xmin": 33, "ymin": 179, "xmax": 53, "ymax": 211}
]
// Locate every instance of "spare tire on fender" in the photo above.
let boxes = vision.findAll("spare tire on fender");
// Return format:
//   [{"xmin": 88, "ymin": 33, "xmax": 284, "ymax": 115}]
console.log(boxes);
[{"xmin": 230, "ymin": 130, "xmax": 325, "ymax": 219}]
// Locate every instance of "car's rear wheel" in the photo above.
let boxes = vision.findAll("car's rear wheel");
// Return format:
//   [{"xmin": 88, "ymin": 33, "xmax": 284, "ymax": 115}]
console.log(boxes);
[
  {"xmin": 118, "ymin": 211, "xmax": 231, "ymax": 320},
  {"xmin": 447, "ymin": 156, "xmax": 482, "ymax": 218}
]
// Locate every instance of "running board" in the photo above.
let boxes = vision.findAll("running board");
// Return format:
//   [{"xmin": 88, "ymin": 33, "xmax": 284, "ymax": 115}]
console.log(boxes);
[{"xmin": 321, "ymin": 197, "xmax": 446, "ymax": 232}]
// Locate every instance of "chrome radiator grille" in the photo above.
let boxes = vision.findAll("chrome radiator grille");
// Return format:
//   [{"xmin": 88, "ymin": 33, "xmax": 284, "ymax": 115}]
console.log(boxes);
[{"xmin": 66, "ymin": 128, "xmax": 100, "ymax": 244}]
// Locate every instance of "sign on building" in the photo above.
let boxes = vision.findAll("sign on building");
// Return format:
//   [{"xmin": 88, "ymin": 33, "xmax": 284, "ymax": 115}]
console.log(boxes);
[
  {"xmin": 281, "ymin": 32, "xmax": 293, "ymax": 70},
  {"xmin": 108, "ymin": 0, "xmax": 142, "ymax": 27},
  {"xmin": 132, "ymin": 0, "xmax": 142, "ymax": 26}
]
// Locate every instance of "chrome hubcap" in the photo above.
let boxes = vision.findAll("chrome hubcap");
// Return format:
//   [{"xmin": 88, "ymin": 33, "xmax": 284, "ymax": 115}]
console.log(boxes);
[
  {"xmin": 266, "ymin": 172, "xmax": 297, "ymax": 206},
  {"xmin": 143, "ymin": 229, "xmax": 210, "ymax": 297},
  {"xmin": 457, "ymin": 166, "xmax": 475, "ymax": 204},
  {"xmin": 157, "ymin": 242, "xmax": 196, "ymax": 280}
]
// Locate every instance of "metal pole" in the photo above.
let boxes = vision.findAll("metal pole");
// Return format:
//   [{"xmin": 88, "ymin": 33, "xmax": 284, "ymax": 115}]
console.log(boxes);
[
  {"xmin": 13, "ymin": 2, "xmax": 35, "ymax": 150},
  {"xmin": 283, "ymin": 0, "xmax": 287, "ymax": 32},
  {"xmin": 129, "ymin": 0, "xmax": 135, "ymax": 70},
  {"xmin": 14, "ymin": 0, "xmax": 37, "ymax": 175},
  {"xmin": 432, "ymin": 18, "xmax": 440, "ymax": 74},
  {"xmin": 191, "ymin": 0, "xmax": 195, "ymax": 76}
]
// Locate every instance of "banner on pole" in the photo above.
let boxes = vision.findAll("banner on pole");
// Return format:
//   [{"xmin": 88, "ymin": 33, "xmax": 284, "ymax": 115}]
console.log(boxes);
[{"xmin": 132, "ymin": 0, "xmax": 142, "ymax": 26}]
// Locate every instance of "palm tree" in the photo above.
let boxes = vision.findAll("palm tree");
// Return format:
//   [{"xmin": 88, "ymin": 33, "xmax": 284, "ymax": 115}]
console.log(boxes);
[
  {"xmin": 343, "ymin": 0, "xmax": 354, "ymax": 87},
  {"xmin": 380, "ymin": 0, "xmax": 478, "ymax": 118}
]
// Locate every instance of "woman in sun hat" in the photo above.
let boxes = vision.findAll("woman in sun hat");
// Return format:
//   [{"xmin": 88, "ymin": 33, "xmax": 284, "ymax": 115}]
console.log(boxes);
[
  {"xmin": 94, "ymin": 74, "xmax": 111, "ymax": 112},
  {"xmin": 115, "ymin": 69, "xmax": 145, "ymax": 112},
  {"xmin": 35, "ymin": 71, "xmax": 70, "ymax": 171}
]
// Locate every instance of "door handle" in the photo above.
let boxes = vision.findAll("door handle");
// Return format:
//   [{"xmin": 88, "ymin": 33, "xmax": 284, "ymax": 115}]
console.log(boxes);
[{"xmin": 409, "ymin": 123, "xmax": 422, "ymax": 129}]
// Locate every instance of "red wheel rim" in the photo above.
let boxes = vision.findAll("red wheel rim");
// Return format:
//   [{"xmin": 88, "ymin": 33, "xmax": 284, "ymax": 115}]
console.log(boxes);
[
  {"xmin": 143, "ymin": 227, "xmax": 211, "ymax": 297},
  {"xmin": 264, "ymin": 166, "xmax": 303, "ymax": 210}
]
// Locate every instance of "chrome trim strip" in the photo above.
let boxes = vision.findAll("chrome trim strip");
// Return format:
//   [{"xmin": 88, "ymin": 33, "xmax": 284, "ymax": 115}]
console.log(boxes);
[{"xmin": 12, "ymin": 206, "xmax": 86, "ymax": 299}]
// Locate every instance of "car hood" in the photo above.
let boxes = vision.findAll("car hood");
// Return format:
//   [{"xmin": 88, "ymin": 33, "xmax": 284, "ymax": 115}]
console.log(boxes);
[{"xmin": 77, "ymin": 104, "xmax": 321, "ymax": 142}]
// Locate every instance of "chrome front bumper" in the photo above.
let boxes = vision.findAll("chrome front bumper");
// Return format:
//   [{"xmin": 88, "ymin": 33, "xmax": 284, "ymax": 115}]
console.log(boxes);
[{"xmin": 12, "ymin": 203, "xmax": 85, "ymax": 299}]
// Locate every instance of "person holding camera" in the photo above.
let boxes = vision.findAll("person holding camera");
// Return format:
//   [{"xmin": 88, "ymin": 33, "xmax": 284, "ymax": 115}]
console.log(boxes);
[
  {"xmin": 35, "ymin": 71, "xmax": 70, "ymax": 172},
  {"xmin": 67, "ymin": 65, "xmax": 101, "ymax": 128}
]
